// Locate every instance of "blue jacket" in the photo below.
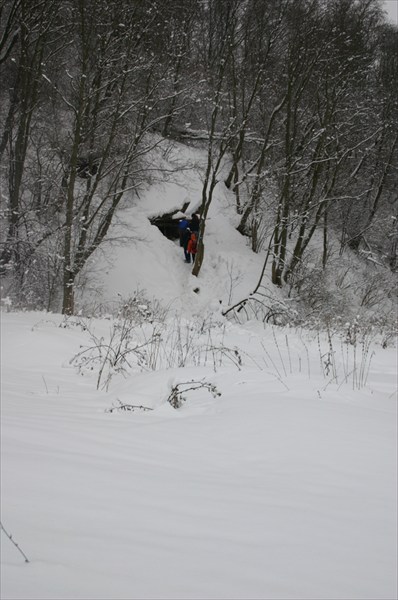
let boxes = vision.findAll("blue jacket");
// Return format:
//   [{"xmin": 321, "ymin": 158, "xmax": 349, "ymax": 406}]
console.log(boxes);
[{"xmin": 178, "ymin": 219, "xmax": 189, "ymax": 231}]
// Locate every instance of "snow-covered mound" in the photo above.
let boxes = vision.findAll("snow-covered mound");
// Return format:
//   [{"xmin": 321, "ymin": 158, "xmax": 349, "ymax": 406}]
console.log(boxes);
[
  {"xmin": 78, "ymin": 141, "xmax": 270, "ymax": 317},
  {"xmin": 74, "ymin": 138, "xmax": 396, "ymax": 331}
]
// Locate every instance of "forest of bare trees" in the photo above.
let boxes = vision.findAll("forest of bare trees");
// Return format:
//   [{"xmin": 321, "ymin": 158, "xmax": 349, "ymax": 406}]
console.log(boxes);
[{"xmin": 0, "ymin": 0, "xmax": 397, "ymax": 315}]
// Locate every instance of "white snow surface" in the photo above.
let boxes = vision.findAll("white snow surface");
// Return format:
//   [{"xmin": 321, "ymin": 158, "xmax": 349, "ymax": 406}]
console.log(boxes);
[{"xmin": 1, "ymin": 141, "xmax": 397, "ymax": 599}]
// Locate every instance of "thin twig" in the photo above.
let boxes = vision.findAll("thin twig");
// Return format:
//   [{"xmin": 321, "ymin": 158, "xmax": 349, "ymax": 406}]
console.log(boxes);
[
  {"xmin": 1, "ymin": 521, "xmax": 30, "ymax": 563},
  {"xmin": 106, "ymin": 399, "xmax": 153, "ymax": 413}
]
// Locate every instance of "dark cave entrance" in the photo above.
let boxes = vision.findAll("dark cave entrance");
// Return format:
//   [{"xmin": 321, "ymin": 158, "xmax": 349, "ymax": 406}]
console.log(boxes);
[{"xmin": 149, "ymin": 202, "xmax": 190, "ymax": 240}]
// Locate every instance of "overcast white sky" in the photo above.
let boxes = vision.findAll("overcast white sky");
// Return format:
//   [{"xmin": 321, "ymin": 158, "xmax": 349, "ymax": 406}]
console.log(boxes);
[{"xmin": 384, "ymin": 0, "xmax": 398, "ymax": 24}]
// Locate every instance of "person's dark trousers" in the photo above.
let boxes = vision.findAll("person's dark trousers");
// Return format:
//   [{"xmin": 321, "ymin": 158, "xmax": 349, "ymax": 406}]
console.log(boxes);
[{"xmin": 183, "ymin": 238, "xmax": 190, "ymax": 262}]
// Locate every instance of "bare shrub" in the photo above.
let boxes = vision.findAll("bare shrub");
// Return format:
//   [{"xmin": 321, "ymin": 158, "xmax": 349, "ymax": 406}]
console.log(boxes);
[
  {"xmin": 70, "ymin": 297, "xmax": 253, "ymax": 390},
  {"xmin": 166, "ymin": 379, "xmax": 221, "ymax": 409},
  {"xmin": 106, "ymin": 400, "xmax": 153, "ymax": 413}
]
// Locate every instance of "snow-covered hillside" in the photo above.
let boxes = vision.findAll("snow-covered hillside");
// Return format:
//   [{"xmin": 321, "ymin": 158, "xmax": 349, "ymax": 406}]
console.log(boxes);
[
  {"xmin": 76, "ymin": 141, "xmax": 277, "ymax": 318},
  {"xmin": 70, "ymin": 138, "xmax": 396, "ymax": 331},
  {"xmin": 1, "ymin": 140, "xmax": 397, "ymax": 600}
]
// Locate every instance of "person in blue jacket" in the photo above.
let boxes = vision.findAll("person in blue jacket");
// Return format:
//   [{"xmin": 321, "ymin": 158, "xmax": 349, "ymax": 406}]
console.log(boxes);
[
  {"xmin": 178, "ymin": 216, "xmax": 189, "ymax": 246},
  {"xmin": 178, "ymin": 216, "xmax": 191, "ymax": 262},
  {"xmin": 179, "ymin": 213, "xmax": 200, "ymax": 263}
]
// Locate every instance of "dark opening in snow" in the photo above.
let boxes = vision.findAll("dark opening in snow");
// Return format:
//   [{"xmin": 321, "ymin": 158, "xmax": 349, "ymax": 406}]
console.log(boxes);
[{"xmin": 150, "ymin": 202, "xmax": 190, "ymax": 241}]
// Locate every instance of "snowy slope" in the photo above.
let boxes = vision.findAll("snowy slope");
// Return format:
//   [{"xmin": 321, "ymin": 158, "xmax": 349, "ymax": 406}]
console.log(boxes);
[
  {"xmin": 73, "ymin": 137, "xmax": 396, "ymax": 328},
  {"xmin": 77, "ymin": 140, "xmax": 268, "ymax": 318}
]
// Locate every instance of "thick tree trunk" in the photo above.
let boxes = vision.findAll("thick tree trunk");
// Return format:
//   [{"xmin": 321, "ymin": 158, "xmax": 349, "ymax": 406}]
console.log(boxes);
[{"xmin": 62, "ymin": 270, "xmax": 75, "ymax": 316}]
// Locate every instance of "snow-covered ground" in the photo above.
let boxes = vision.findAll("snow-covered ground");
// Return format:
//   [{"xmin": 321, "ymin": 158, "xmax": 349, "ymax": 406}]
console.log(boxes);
[
  {"xmin": 1, "ymin": 141, "xmax": 397, "ymax": 599},
  {"xmin": 1, "ymin": 309, "xmax": 397, "ymax": 599}
]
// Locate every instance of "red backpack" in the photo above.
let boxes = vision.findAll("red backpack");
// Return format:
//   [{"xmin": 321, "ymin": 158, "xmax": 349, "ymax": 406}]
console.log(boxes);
[{"xmin": 189, "ymin": 233, "xmax": 197, "ymax": 253}]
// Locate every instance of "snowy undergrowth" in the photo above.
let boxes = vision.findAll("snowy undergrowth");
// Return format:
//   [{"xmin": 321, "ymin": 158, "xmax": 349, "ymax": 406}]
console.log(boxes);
[{"xmin": 63, "ymin": 294, "xmax": 386, "ymax": 398}]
